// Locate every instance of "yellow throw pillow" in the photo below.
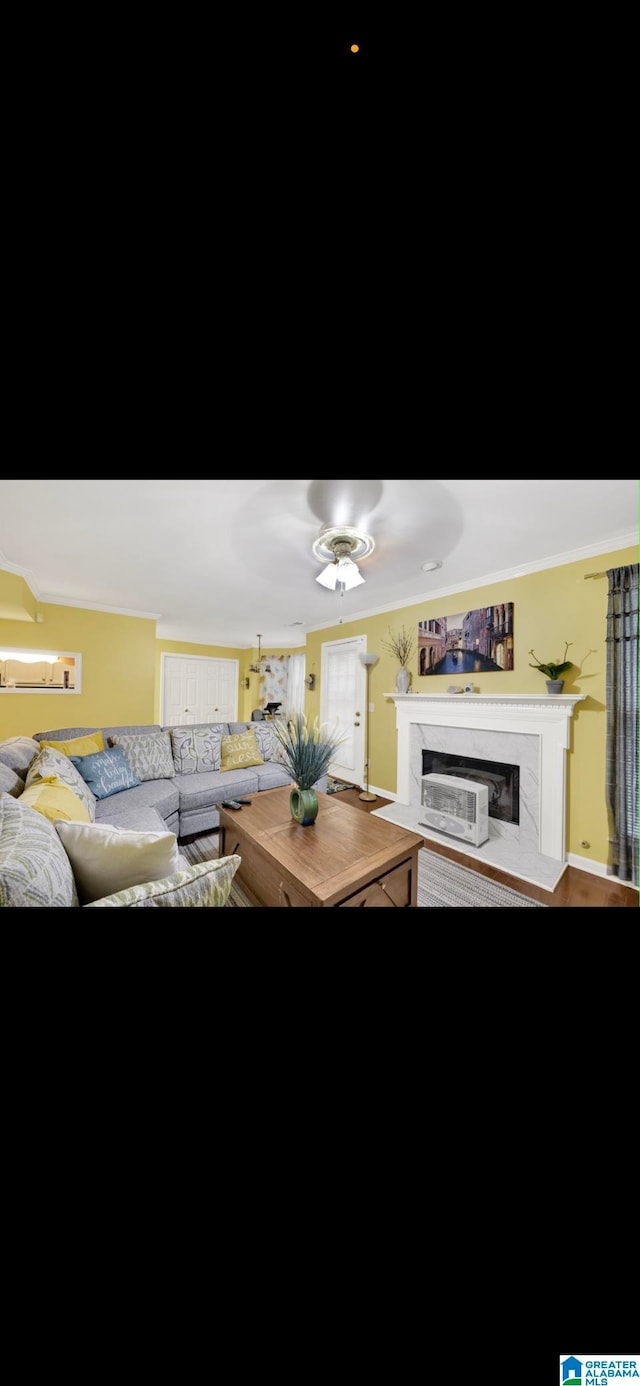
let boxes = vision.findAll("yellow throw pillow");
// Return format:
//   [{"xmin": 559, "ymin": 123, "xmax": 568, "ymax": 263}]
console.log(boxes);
[
  {"xmin": 220, "ymin": 730, "xmax": 264, "ymax": 772},
  {"xmin": 20, "ymin": 781, "xmax": 91, "ymax": 825},
  {"xmin": 40, "ymin": 732, "xmax": 104, "ymax": 757}
]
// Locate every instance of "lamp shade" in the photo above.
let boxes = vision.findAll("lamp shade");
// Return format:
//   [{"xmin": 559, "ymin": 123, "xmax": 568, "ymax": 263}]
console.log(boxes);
[
  {"xmin": 316, "ymin": 556, "xmax": 365, "ymax": 590},
  {"xmin": 336, "ymin": 557, "xmax": 365, "ymax": 589},
  {"xmin": 315, "ymin": 564, "xmax": 339, "ymax": 590}
]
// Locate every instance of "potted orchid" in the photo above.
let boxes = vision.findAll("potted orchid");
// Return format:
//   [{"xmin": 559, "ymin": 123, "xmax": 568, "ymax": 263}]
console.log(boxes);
[{"xmin": 528, "ymin": 642, "xmax": 573, "ymax": 694}]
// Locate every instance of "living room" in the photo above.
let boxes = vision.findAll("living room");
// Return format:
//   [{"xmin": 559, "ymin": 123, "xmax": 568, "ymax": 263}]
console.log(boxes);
[{"xmin": 0, "ymin": 479, "xmax": 637, "ymax": 908}]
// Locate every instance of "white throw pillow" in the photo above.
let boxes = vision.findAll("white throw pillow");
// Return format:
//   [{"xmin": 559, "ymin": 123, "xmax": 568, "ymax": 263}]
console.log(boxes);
[{"xmin": 54, "ymin": 819, "xmax": 182, "ymax": 905}]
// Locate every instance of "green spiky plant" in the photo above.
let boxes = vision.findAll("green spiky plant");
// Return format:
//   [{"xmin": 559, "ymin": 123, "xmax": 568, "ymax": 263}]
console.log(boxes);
[
  {"xmin": 272, "ymin": 712, "xmax": 346, "ymax": 789},
  {"xmin": 528, "ymin": 642, "xmax": 574, "ymax": 680}
]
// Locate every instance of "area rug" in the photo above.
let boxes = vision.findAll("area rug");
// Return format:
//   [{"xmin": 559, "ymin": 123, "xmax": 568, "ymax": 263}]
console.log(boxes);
[
  {"xmin": 181, "ymin": 834, "xmax": 546, "ymax": 907},
  {"xmin": 418, "ymin": 849, "xmax": 546, "ymax": 907}
]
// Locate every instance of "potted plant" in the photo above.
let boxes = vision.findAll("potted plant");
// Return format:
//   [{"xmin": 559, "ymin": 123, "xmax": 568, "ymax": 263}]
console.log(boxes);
[
  {"xmin": 528, "ymin": 642, "xmax": 573, "ymax": 694},
  {"xmin": 382, "ymin": 624, "xmax": 416, "ymax": 693},
  {"xmin": 273, "ymin": 712, "xmax": 345, "ymax": 824}
]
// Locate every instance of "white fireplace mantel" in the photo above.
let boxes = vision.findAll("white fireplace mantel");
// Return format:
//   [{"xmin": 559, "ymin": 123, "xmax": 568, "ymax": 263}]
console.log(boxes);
[{"xmin": 385, "ymin": 693, "xmax": 586, "ymax": 861}]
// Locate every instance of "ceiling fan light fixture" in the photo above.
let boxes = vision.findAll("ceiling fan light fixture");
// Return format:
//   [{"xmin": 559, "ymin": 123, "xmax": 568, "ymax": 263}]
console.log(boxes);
[{"xmin": 313, "ymin": 525, "xmax": 374, "ymax": 590}]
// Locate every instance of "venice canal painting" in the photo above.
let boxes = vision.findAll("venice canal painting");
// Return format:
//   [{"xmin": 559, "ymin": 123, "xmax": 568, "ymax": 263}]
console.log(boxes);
[{"xmin": 418, "ymin": 602, "xmax": 514, "ymax": 675}]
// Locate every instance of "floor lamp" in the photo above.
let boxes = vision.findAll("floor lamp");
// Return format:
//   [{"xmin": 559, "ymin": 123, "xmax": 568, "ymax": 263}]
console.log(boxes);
[{"xmin": 359, "ymin": 652, "xmax": 379, "ymax": 801}]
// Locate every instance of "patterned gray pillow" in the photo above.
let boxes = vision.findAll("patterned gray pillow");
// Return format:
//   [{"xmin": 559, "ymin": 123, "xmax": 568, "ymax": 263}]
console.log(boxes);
[
  {"xmin": 109, "ymin": 731, "xmax": 175, "ymax": 781},
  {"xmin": 25, "ymin": 744, "xmax": 97, "ymax": 822},
  {"xmin": 0, "ymin": 791, "xmax": 79, "ymax": 907},
  {"xmin": 0, "ymin": 763, "xmax": 25, "ymax": 797},
  {"xmin": 251, "ymin": 722, "xmax": 274, "ymax": 762},
  {"xmin": 170, "ymin": 726, "xmax": 224, "ymax": 775},
  {"xmin": 0, "ymin": 736, "xmax": 40, "ymax": 776}
]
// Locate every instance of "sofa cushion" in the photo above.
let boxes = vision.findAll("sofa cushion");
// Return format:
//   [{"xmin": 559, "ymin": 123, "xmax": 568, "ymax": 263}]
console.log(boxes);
[
  {"xmin": 55, "ymin": 819, "xmax": 183, "ymax": 905},
  {"xmin": 0, "ymin": 763, "xmax": 25, "ymax": 797},
  {"xmin": 70, "ymin": 746, "xmax": 142, "ymax": 799},
  {"xmin": 25, "ymin": 744, "xmax": 97, "ymax": 822},
  {"xmin": 0, "ymin": 791, "xmax": 79, "ymax": 906},
  {"xmin": 253, "ymin": 762, "xmax": 294, "ymax": 790},
  {"xmin": 34, "ymin": 725, "xmax": 162, "ymax": 744},
  {"xmin": 93, "ymin": 779, "xmax": 180, "ymax": 825},
  {"xmin": 220, "ymin": 730, "xmax": 264, "ymax": 772},
  {"xmin": 0, "ymin": 736, "xmax": 40, "ymax": 776},
  {"xmin": 108, "ymin": 730, "xmax": 175, "ymax": 781},
  {"xmin": 173, "ymin": 769, "xmax": 261, "ymax": 814},
  {"xmin": 40, "ymin": 731, "xmax": 104, "ymax": 757},
  {"xmin": 170, "ymin": 726, "xmax": 225, "ymax": 774},
  {"xmin": 85, "ymin": 854, "xmax": 241, "ymax": 908}
]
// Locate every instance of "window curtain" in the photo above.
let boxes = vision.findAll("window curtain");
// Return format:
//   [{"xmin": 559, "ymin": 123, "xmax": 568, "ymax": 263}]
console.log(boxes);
[
  {"xmin": 605, "ymin": 564, "xmax": 638, "ymax": 885},
  {"xmin": 286, "ymin": 654, "xmax": 305, "ymax": 717}
]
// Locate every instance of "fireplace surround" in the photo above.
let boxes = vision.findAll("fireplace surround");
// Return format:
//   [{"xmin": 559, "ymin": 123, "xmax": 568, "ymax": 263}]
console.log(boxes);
[{"xmin": 374, "ymin": 693, "xmax": 585, "ymax": 890}]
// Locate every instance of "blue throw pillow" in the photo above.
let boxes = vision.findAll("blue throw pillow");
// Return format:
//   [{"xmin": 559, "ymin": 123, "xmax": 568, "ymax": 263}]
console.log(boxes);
[{"xmin": 70, "ymin": 746, "xmax": 141, "ymax": 800}]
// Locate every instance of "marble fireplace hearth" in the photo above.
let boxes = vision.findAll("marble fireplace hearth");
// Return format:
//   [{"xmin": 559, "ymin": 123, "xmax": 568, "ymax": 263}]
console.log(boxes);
[{"xmin": 372, "ymin": 693, "xmax": 585, "ymax": 892}]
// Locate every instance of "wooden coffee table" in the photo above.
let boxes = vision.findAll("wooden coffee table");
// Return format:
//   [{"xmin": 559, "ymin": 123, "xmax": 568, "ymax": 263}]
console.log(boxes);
[{"xmin": 218, "ymin": 785, "xmax": 423, "ymax": 907}]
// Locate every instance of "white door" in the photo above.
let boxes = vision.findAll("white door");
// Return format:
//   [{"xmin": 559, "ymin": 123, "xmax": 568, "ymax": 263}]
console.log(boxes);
[
  {"xmin": 161, "ymin": 654, "xmax": 238, "ymax": 726},
  {"xmin": 320, "ymin": 636, "xmax": 367, "ymax": 786}
]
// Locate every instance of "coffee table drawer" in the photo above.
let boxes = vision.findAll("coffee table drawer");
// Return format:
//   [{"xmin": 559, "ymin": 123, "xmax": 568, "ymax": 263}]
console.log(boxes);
[{"xmin": 338, "ymin": 856, "xmax": 417, "ymax": 907}]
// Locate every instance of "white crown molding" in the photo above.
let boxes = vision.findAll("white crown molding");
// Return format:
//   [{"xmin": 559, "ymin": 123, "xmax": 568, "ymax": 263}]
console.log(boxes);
[
  {"xmin": 3, "ymin": 529, "xmax": 637, "ymax": 640},
  {"xmin": 306, "ymin": 530, "xmax": 639, "ymax": 635},
  {"xmin": 0, "ymin": 548, "xmax": 44, "ymax": 599},
  {"xmin": 156, "ymin": 623, "xmax": 307, "ymax": 651}
]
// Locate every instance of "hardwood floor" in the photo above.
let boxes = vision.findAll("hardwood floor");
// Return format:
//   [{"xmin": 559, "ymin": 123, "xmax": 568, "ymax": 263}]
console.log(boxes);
[{"xmin": 329, "ymin": 784, "xmax": 638, "ymax": 908}]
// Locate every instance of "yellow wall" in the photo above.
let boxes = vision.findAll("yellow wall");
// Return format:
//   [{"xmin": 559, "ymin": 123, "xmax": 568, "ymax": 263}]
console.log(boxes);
[
  {"xmin": 2, "ymin": 543, "xmax": 637, "ymax": 874},
  {"xmin": 0, "ymin": 570, "xmax": 36, "ymax": 622},
  {"xmin": 302, "ymin": 542, "xmax": 638, "ymax": 872},
  {"xmin": 0, "ymin": 601, "xmax": 156, "ymax": 739}
]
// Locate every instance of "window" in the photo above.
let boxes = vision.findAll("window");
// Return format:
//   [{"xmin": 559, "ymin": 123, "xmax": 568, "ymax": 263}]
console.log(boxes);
[{"xmin": 0, "ymin": 648, "xmax": 81, "ymax": 694}]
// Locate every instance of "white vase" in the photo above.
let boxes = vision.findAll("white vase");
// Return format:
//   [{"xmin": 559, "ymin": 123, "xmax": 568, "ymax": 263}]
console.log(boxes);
[{"xmin": 395, "ymin": 666, "xmax": 410, "ymax": 694}]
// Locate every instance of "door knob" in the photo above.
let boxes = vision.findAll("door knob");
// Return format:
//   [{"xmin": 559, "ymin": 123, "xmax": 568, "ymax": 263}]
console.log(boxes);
[{"xmin": 354, "ymin": 721, "xmax": 360, "ymax": 727}]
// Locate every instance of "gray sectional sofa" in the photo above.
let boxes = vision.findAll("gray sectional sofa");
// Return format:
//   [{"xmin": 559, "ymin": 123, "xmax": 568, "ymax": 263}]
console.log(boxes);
[
  {"xmin": 31, "ymin": 720, "xmax": 301, "ymax": 837},
  {"xmin": 0, "ymin": 719, "xmax": 331, "ymax": 907}
]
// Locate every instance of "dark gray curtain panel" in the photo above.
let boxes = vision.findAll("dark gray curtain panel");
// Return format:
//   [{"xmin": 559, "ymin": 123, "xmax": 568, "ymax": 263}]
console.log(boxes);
[{"xmin": 605, "ymin": 564, "xmax": 638, "ymax": 885}]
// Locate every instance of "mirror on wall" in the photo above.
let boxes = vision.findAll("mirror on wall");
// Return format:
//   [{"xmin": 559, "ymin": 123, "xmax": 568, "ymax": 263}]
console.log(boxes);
[{"xmin": 0, "ymin": 648, "xmax": 81, "ymax": 693}]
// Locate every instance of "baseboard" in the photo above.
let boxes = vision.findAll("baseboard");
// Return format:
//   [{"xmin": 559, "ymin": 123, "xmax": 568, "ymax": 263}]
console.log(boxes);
[
  {"xmin": 566, "ymin": 851, "xmax": 638, "ymax": 889},
  {"xmin": 368, "ymin": 784, "xmax": 397, "ymax": 801}
]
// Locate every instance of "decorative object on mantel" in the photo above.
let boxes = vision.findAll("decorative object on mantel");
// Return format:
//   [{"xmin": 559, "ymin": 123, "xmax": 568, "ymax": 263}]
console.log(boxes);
[
  {"xmin": 528, "ymin": 642, "xmax": 573, "ymax": 695},
  {"xmin": 272, "ymin": 712, "xmax": 345, "ymax": 827},
  {"xmin": 382, "ymin": 624, "xmax": 416, "ymax": 694},
  {"xmin": 447, "ymin": 685, "xmax": 463, "ymax": 694},
  {"xmin": 464, "ymin": 683, "xmax": 476, "ymax": 694}
]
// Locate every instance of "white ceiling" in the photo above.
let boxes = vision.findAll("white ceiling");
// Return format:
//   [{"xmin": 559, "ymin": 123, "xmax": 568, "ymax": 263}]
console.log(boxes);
[{"xmin": 0, "ymin": 479, "xmax": 636, "ymax": 649}]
